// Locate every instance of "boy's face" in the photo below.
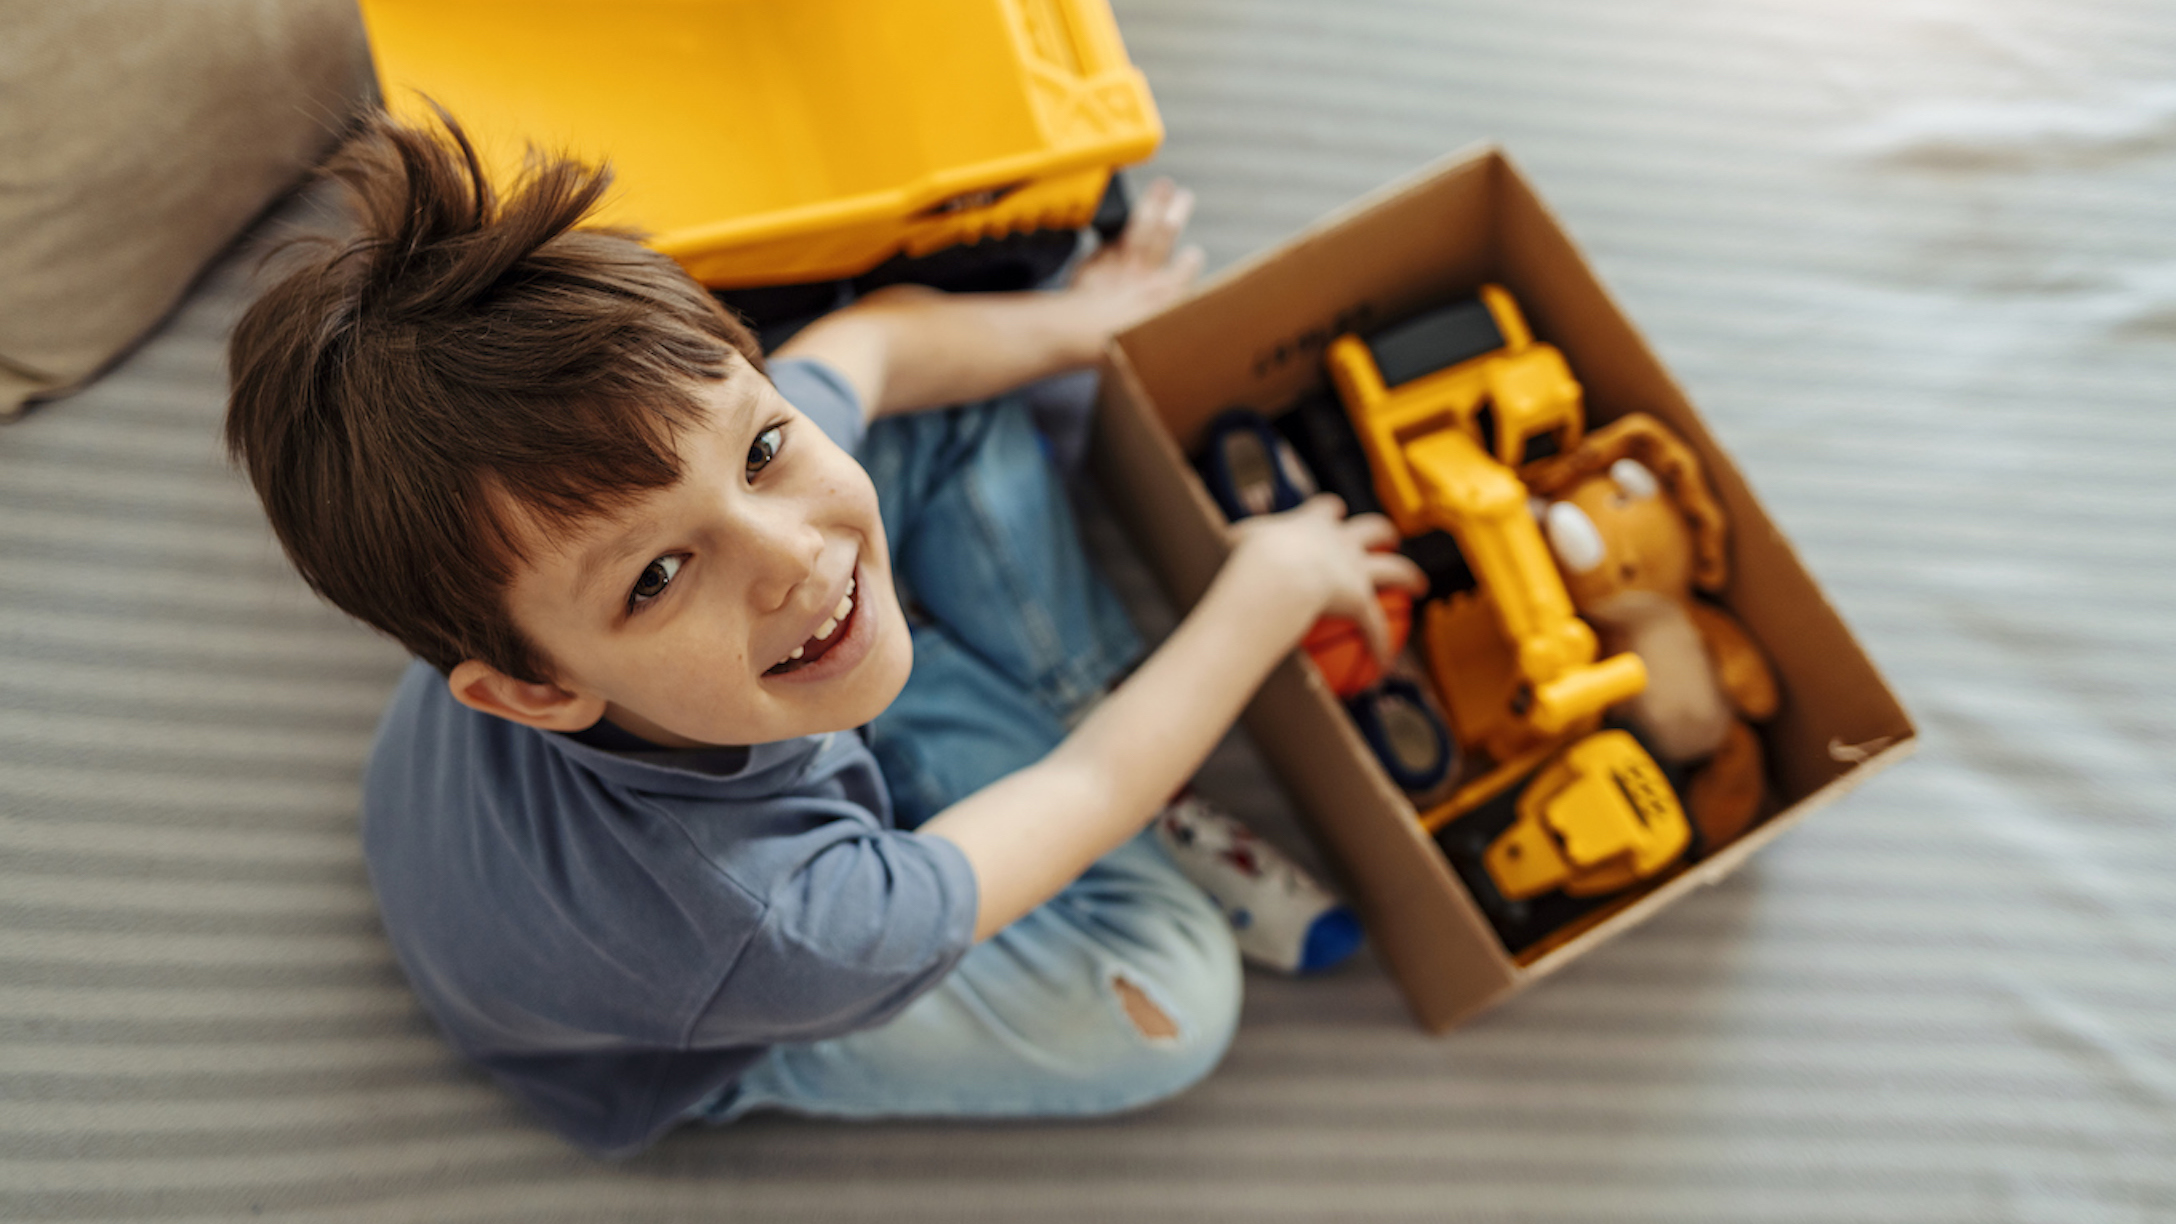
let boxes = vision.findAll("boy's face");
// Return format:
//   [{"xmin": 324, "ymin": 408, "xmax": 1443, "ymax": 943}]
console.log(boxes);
[{"xmin": 496, "ymin": 359, "xmax": 912, "ymax": 748}]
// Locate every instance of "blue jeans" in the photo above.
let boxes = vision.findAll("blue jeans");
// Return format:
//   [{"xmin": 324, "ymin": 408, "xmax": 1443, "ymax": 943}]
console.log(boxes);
[{"xmin": 708, "ymin": 398, "xmax": 1243, "ymax": 1121}]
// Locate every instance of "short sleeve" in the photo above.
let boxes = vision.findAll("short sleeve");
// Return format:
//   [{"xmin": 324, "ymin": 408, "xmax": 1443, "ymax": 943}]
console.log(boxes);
[
  {"xmin": 769, "ymin": 357, "xmax": 866, "ymax": 455},
  {"xmin": 688, "ymin": 822, "xmax": 979, "ymax": 1047}
]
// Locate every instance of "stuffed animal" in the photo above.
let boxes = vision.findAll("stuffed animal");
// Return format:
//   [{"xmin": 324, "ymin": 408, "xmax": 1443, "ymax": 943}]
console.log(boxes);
[{"xmin": 1525, "ymin": 413, "xmax": 1778, "ymax": 850}]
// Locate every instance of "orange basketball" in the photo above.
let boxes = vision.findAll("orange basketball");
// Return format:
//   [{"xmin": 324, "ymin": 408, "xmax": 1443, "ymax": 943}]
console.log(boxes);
[{"xmin": 1303, "ymin": 589, "xmax": 1413, "ymax": 698}]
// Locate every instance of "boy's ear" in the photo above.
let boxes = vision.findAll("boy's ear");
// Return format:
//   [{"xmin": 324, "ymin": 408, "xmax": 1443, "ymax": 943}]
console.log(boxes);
[{"xmin": 445, "ymin": 660, "xmax": 608, "ymax": 733}]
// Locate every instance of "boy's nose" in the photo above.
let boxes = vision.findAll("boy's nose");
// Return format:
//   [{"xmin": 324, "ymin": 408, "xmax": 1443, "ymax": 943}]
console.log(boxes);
[{"xmin": 742, "ymin": 504, "xmax": 826, "ymax": 612}]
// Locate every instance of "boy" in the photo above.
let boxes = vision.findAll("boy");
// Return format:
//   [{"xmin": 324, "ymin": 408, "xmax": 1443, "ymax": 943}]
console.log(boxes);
[{"xmin": 226, "ymin": 112, "xmax": 1423, "ymax": 1158}]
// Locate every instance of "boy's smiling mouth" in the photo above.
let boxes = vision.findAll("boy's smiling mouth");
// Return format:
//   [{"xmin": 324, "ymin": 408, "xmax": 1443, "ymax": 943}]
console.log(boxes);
[{"xmin": 765, "ymin": 574, "xmax": 860, "ymax": 676}]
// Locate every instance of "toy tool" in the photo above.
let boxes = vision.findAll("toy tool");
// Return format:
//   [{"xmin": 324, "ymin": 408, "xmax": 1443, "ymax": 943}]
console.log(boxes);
[{"xmin": 1481, "ymin": 730, "xmax": 1688, "ymax": 900}]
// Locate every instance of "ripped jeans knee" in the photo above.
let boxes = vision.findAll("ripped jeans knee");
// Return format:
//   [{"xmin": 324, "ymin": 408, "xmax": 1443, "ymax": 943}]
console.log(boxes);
[
  {"xmin": 710, "ymin": 835, "xmax": 1243, "ymax": 1123},
  {"xmin": 1109, "ymin": 968, "xmax": 1183, "ymax": 1044}
]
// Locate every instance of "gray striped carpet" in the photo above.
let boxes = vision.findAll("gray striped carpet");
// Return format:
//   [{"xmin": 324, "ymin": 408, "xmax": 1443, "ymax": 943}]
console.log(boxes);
[{"xmin": 6, "ymin": 0, "xmax": 2174, "ymax": 1219}]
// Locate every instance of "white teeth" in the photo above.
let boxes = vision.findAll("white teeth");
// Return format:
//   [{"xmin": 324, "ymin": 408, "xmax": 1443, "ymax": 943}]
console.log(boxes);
[
  {"xmin": 774, "ymin": 582, "xmax": 858, "ymax": 669},
  {"xmin": 813, "ymin": 589, "xmax": 853, "ymax": 641}
]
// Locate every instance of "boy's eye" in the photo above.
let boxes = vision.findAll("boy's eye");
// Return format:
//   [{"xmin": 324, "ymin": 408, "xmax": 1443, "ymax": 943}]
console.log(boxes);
[
  {"xmin": 747, "ymin": 425, "xmax": 783, "ymax": 475},
  {"xmin": 628, "ymin": 554, "xmax": 683, "ymax": 610}
]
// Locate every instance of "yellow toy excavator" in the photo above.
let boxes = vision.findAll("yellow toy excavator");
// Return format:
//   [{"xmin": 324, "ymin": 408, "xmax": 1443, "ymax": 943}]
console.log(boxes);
[{"xmin": 1325, "ymin": 286, "xmax": 1691, "ymax": 933}]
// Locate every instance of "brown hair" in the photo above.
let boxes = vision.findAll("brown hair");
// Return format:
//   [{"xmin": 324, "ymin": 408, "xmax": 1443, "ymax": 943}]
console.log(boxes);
[{"xmin": 226, "ymin": 107, "xmax": 762, "ymax": 682}]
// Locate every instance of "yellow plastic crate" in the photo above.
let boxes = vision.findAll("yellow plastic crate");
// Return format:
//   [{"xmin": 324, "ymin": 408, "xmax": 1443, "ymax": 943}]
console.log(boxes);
[{"xmin": 359, "ymin": 0, "xmax": 1164, "ymax": 288}]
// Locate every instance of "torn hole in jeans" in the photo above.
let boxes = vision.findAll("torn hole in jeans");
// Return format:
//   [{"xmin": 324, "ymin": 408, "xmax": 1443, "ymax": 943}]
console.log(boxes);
[{"xmin": 1108, "ymin": 971, "xmax": 1182, "ymax": 1044}]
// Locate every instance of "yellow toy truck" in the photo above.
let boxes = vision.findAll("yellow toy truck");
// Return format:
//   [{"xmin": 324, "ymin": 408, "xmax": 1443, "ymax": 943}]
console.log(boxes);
[
  {"xmin": 359, "ymin": 0, "xmax": 1163, "ymax": 334},
  {"xmin": 1325, "ymin": 285, "xmax": 1694, "ymax": 953}
]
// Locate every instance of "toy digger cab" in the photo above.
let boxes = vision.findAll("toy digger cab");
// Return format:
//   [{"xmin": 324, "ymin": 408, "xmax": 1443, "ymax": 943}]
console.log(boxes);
[
  {"xmin": 359, "ymin": 0, "xmax": 1161, "ymax": 314},
  {"xmin": 1326, "ymin": 286, "xmax": 1691, "ymax": 953}
]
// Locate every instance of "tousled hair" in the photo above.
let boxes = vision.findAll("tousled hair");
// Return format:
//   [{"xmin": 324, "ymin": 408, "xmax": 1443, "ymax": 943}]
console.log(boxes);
[{"xmin": 226, "ymin": 107, "xmax": 763, "ymax": 682}]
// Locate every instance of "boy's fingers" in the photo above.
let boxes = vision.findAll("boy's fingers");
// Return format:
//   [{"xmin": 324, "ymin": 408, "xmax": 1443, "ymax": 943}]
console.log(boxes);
[
  {"xmin": 1124, "ymin": 180, "xmax": 1191, "ymax": 269},
  {"xmin": 1169, "ymin": 244, "xmax": 1207, "ymax": 286},
  {"xmin": 1370, "ymin": 551, "xmax": 1430, "ymax": 594},
  {"xmin": 1121, "ymin": 179, "xmax": 1173, "ymax": 243},
  {"xmin": 1164, "ymin": 185, "xmax": 1196, "ymax": 233},
  {"xmin": 1355, "ymin": 585, "xmax": 1396, "ymax": 666},
  {"xmin": 1301, "ymin": 492, "xmax": 1348, "ymax": 520},
  {"xmin": 1342, "ymin": 512, "xmax": 1400, "ymax": 550}
]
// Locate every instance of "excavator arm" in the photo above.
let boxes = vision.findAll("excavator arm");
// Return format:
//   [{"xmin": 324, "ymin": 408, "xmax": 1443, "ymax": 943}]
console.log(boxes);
[{"xmin": 1325, "ymin": 285, "xmax": 1646, "ymax": 757}]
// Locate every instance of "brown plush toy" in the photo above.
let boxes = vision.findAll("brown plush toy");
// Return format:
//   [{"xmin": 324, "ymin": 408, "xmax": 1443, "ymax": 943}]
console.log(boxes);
[{"xmin": 1526, "ymin": 413, "xmax": 1779, "ymax": 850}]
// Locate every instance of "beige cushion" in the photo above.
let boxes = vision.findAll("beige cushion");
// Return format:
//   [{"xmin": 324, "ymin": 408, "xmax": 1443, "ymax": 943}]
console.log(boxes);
[{"xmin": 0, "ymin": 0, "xmax": 372, "ymax": 416}]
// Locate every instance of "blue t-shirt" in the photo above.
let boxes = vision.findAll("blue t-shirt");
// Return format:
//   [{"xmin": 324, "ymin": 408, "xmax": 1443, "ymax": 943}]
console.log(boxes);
[{"xmin": 360, "ymin": 361, "xmax": 978, "ymax": 1158}]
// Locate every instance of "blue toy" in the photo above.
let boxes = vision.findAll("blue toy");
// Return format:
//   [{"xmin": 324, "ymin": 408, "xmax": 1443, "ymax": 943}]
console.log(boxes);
[{"xmin": 1347, "ymin": 677, "xmax": 1455, "ymax": 793}]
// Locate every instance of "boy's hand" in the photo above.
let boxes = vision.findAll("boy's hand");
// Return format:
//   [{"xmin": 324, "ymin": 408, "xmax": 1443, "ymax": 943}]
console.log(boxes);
[
  {"xmin": 924, "ymin": 491, "xmax": 1422, "ymax": 942},
  {"xmin": 1063, "ymin": 178, "xmax": 1207, "ymax": 343},
  {"xmin": 1227, "ymin": 495, "xmax": 1429, "ymax": 666},
  {"xmin": 778, "ymin": 177, "xmax": 1206, "ymax": 419}
]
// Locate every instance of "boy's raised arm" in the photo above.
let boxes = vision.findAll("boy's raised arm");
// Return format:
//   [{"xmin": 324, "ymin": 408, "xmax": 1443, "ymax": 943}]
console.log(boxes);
[
  {"xmin": 775, "ymin": 179, "xmax": 1206, "ymax": 420},
  {"xmin": 777, "ymin": 177, "xmax": 1428, "ymax": 941},
  {"xmin": 920, "ymin": 497, "xmax": 1426, "ymax": 942}
]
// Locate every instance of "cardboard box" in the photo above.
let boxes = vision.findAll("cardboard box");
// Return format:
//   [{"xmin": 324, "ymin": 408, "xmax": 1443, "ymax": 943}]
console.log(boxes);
[{"xmin": 1087, "ymin": 146, "xmax": 1918, "ymax": 1031}]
